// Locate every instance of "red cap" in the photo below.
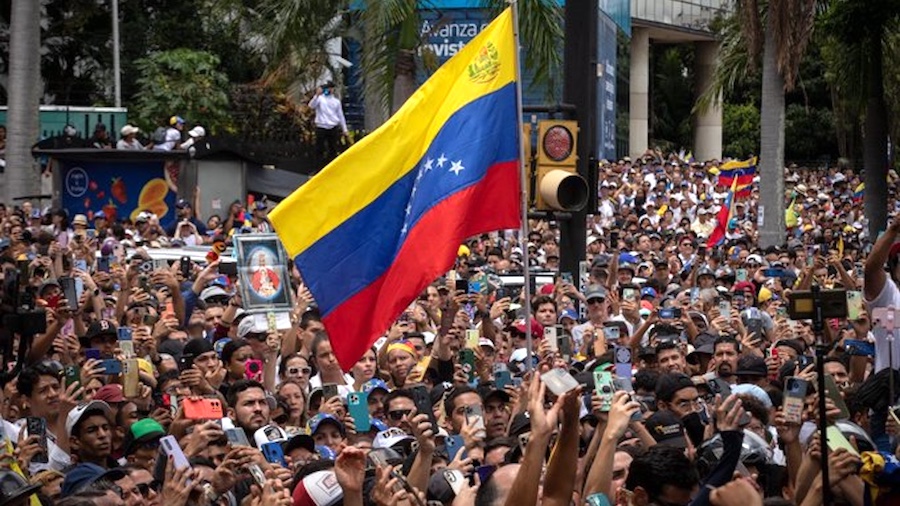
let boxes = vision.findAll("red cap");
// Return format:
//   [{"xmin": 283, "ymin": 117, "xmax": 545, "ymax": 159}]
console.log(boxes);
[
  {"xmin": 93, "ymin": 384, "xmax": 125, "ymax": 404},
  {"xmin": 513, "ymin": 318, "xmax": 544, "ymax": 337},
  {"xmin": 539, "ymin": 284, "xmax": 555, "ymax": 295}
]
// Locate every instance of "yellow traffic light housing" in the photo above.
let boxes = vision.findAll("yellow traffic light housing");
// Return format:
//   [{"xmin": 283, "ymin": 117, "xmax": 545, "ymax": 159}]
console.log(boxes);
[{"xmin": 534, "ymin": 120, "xmax": 588, "ymax": 211}]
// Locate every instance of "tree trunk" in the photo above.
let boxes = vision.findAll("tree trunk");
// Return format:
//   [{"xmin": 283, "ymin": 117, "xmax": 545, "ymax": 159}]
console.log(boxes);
[
  {"xmin": 757, "ymin": 17, "xmax": 786, "ymax": 248},
  {"xmin": 864, "ymin": 28, "xmax": 889, "ymax": 240},
  {"xmin": 391, "ymin": 49, "xmax": 417, "ymax": 114},
  {"xmin": 4, "ymin": 0, "xmax": 41, "ymax": 204}
]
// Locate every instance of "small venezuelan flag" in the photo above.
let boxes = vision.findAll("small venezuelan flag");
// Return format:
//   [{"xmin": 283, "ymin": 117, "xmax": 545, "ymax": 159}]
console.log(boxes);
[
  {"xmin": 717, "ymin": 157, "xmax": 757, "ymax": 198},
  {"xmin": 707, "ymin": 176, "xmax": 739, "ymax": 248},
  {"xmin": 270, "ymin": 9, "xmax": 521, "ymax": 369}
]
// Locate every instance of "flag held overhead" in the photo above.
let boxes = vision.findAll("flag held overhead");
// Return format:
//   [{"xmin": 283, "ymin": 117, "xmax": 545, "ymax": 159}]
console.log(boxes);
[{"xmin": 269, "ymin": 8, "xmax": 521, "ymax": 369}]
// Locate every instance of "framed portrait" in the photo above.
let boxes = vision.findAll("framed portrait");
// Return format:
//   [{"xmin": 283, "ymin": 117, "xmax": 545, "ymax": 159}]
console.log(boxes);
[{"xmin": 234, "ymin": 234, "xmax": 293, "ymax": 311}]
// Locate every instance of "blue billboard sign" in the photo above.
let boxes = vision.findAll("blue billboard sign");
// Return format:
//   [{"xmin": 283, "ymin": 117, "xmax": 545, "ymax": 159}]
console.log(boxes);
[{"xmin": 596, "ymin": 12, "xmax": 618, "ymax": 161}]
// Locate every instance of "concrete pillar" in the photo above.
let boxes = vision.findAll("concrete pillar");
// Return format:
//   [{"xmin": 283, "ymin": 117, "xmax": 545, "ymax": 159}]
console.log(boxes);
[
  {"xmin": 694, "ymin": 41, "xmax": 723, "ymax": 161},
  {"xmin": 629, "ymin": 27, "xmax": 650, "ymax": 159}
]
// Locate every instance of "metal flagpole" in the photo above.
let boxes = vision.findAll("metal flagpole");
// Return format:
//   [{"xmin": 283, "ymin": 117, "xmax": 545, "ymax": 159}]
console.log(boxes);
[{"xmin": 510, "ymin": 0, "xmax": 534, "ymax": 372}]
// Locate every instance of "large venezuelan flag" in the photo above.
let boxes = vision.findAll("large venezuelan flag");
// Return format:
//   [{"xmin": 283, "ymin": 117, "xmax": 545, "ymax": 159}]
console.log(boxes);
[
  {"xmin": 716, "ymin": 157, "xmax": 757, "ymax": 198},
  {"xmin": 707, "ymin": 176, "xmax": 739, "ymax": 248},
  {"xmin": 270, "ymin": 9, "xmax": 521, "ymax": 369}
]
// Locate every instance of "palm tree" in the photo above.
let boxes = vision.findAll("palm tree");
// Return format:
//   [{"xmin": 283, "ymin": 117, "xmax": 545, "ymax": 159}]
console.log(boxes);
[
  {"xmin": 823, "ymin": 0, "xmax": 900, "ymax": 238},
  {"xmin": 698, "ymin": 0, "xmax": 820, "ymax": 248},
  {"xmin": 5, "ymin": 0, "xmax": 41, "ymax": 203}
]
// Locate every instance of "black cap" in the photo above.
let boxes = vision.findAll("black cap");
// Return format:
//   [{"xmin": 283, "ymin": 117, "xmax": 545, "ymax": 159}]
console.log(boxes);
[
  {"xmin": 774, "ymin": 339, "xmax": 804, "ymax": 356},
  {"xmin": 0, "ymin": 470, "xmax": 40, "ymax": 506},
  {"xmin": 645, "ymin": 410, "xmax": 688, "ymax": 448},
  {"xmin": 736, "ymin": 355, "xmax": 767, "ymax": 377},
  {"xmin": 282, "ymin": 434, "xmax": 315, "ymax": 454},
  {"xmin": 183, "ymin": 337, "xmax": 215, "ymax": 358},
  {"xmin": 655, "ymin": 373, "xmax": 696, "ymax": 403},
  {"xmin": 509, "ymin": 413, "xmax": 531, "ymax": 436},
  {"xmin": 81, "ymin": 319, "xmax": 117, "ymax": 347}
]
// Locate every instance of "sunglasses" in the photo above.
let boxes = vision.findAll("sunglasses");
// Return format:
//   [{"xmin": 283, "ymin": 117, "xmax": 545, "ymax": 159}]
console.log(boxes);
[
  {"xmin": 273, "ymin": 414, "xmax": 290, "ymax": 425},
  {"xmin": 587, "ymin": 298, "xmax": 605, "ymax": 305},
  {"xmin": 246, "ymin": 332, "xmax": 268, "ymax": 342},
  {"xmin": 288, "ymin": 367, "xmax": 311, "ymax": 376},
  {"xmin": 387, "ymin": 409, "xmax": 412, "ymax": 421},
  {"xmin": 136, "ymin": 481, "xmax": 162, "ymax": 498}
]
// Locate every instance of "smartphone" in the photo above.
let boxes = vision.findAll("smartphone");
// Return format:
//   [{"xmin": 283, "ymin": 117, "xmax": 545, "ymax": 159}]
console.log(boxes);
[
  {"xmin": 464, "ymin": 405, "xmax": 486, "ymax": 439},
  {"xmin": 219, "ymin": 262, "xmax": 237, "ymax": 276},
  {"xmin": 783, "ymin": 377, "xmax": 809, "ymax": 424},
  {"xmin": 322, "ymin": 383, "xmax": 339, "ymax": 401},
  {"xmin": 541, "ymin": 368, "xmax": 579, "ymax": 396},
  {"xmin": 59, "ymin": 276, "xmax": 79, "ymax": 311},
  {"xmin": 736, "ymin": 269, "xmax": 748, "ymax": 282},
  {"xmin": 690, "ymin": 287, "xmax": 700, "ymax": 305},
  {"xmin": 826, "ymin": 425, "xmax": 860, "ymax": 457},
  {"xmin": 609, "ymin": 231, "xmax": 619, "ymax": 248},
  {"xmin": 347, "ymin": 392, "xmax": 371, "ymax": 432},
  {"xmin": 411, "ymin": 384, "xmax": 437, "ymax": 430},
  {"xmin": 824, "ymin": 374, "xmax": 850, "ymax": 419},
  {"xmin": 225, "ymin": 427, "xmax": 252, "ymax": 447},
  {"xmin": 603, "ymin": 326, "xmax": 620, "ymax": 341},
  {"xmin": 707, "ymin": 378, "xmax": 732, "ymax": 399},
  {"xmin": 846, "ymin": 291, "xmax": 863, "ymax": 321},
  {"xmin": 593, "ymin": 370, "xmax": 614, "ymax": 412},
  {"xmin": 101, "ymin": 359, "xmax": 122, "ymax": 375},
  {"xmin": 445, "ymin": 434, "xmax": 466, "ymax": 461},
  {"xmin": 97, "ymin": 256, "xmax": 111, "ymax": 273},
  {"xmin": 160, "ymin": 435, "xmax": 191, "ymax": 470},
  {"xmin": 465, "ymin": 329, "xmax": 480, "ymax": 349},
  {"xmin": 64, "ymin": 365, "xmax": 80, "ymax": 387},
  {"xmin": 622, "ymin": 287, "xmax": 636, "ymax": 302},
  {"xmin": 459, "ymin": 349, "xmax": 476, "ymax": 383},
  {"xmin": 180, "ymin": 256, "xmax": 191, "ymax": 279},
  {"xmin": 560, "ymin": 272, "xmax": 574, "ymax": 285},
  {"xmin": 73, "ymin": 259, "xmax": 88, "ymax": 273},
  {"xmin": 118, "ymin": 327, "xmax": 135, "ymax": 358},
  {"xmin": 179, "ymin": 354, "xmax": 195, "ymax": 373},
  {"xmin": 84, "ymin": 348, "xmax": 102, "ymax": 361},
  {"xmin": 183, "ymin": 398, "xmax": 224, "ymax": 420},
  {"xmin": 557, "ymin": 328, "xmax": 571, "ymax": 360},
  {"xmin": 261, "ymin": 441, "xmax": 288, "ymax": 467},
  {"xmin": 455, "ymin": 279, "xmax": 469, "ymax": 293},
  {"xmin": 123, "ymin": 358, "xmax": 140, "ymax": 398},
  {"xmin": 494, "ymin": 369, "xmax": 512, "ymax": 390},
  {"xmin": 475, "ymin": 465, "xmax": 497, "ymax": 483},
  {"xmin": 25, "ymin": 417, "xmax": 48, "ymax": 463},
  {"xmin": 544, "ymin": 325, "xmax": 558, "ymax": 352},
  {"xmin": 718, "ymin": 301, "xmax": 731, "ymax": 316},
  {"xmin": 245, "ymin": 359, "xmax": 263, "ymax": 381},
  {"xmin": 845, "ymin": 339, "xmax": 876, "ymax": 356},
  {"xmin": 763, "ymin": 268, "xmax": 784, "ymax": 278},
  {"xmin": 659, "ymin": 307, "xmax": 681, "ymax": 319}
]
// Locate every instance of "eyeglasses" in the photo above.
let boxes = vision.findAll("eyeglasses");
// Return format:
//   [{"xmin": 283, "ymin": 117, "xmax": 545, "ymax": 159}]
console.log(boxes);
[
  {"xmin": 136, "ymin": 481, "xmax": 161, "ymax": 497},
  {"xmin": 288, "ymin": 367, "xmax": 311, "ymax": 376},
  {"xmin": 387, "ymin": 409, "xmax": 412, "ymax": 421},
  {"xmin": 247, "ymin": 332, "xmax": 268, "ymax": 342},
  {"xmin": 273, "ymin": 413, "xmax": 290, "ymax": 424},
  {"xmin": 587, "ymin": 298, "xmax": 605, "ymax": 305}
]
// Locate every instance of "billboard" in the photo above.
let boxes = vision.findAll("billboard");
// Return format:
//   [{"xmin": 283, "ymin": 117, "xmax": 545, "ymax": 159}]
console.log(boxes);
[{"xmin": 60, "ymin": 160, "xmax": 177, "ymax": 228}]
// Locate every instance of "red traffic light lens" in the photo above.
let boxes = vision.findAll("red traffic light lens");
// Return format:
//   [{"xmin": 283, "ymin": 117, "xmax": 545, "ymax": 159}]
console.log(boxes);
[{"xmin": 542, "ymin": 125, "xmax": 574, "ymax": 162}]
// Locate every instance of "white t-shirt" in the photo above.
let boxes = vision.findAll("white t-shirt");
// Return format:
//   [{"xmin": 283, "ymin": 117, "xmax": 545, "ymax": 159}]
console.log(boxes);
[{"xmin": 866, "ymin": 279, "xmax": 900, "ymax": 373}]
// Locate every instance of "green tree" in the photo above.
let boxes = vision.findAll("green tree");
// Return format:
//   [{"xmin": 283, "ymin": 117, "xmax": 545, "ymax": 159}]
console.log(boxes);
[
  {"xmin": 823, "ymin": 0, "xmax": 900, "ymax": 237},
  {"xmin": 722, "ymin": 102, "xmax": 760, "ymax": 159},
  {"xmin": 132, "ymin": 49, "xmax": 231, "ymax": 133}
]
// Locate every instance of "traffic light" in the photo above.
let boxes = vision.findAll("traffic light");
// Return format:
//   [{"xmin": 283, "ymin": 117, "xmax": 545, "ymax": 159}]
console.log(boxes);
[{"xmin": 534, "ymin": 120, "xmax": 588, "ymax": 211}]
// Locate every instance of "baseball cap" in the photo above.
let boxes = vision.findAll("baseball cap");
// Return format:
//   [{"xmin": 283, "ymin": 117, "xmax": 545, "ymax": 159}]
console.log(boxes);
[
  {"xmin": 282, "ymin": 433, "xmax": 315, "ymax": 455},
  {"xmin": 735, "ymin": 355, "xmax": 767, "ymax": 378},
  {"xmin": 60, "ymin": 463, "xmax": 127, "ymax": 496},
  {"xmin": 254, "ymin": 424, "xmax": 288, "ymax": 447},
  {"xmin": 585, "ymin": 285, "xmax": 608, "ymax": 301},
  {"xmin": 72, "ymin": 214, "xmax": 88, "ymax": 227},
  {"xmin": 82, "ymin": 319, "xmax": 117, "ymax": 345},
  {"xmin": 478, "ymin": 337, "xmax": 496, "ymax": 350},
  {"xmin": 66, "ymin": 400, "xmax": 112, "ymax": 438},
  {"xmin": 291, "ymin": 470, "xmax": 343, "ymax": 506},
  {"xmin": 169, "ymin": 115, "xmax": 185, "ymax": 126},
  {"xmin": 307, "ymin": 413, "xmax": 345, "ymax": 436},
  {"xmin": 123, "ymin": 418, "xmax": 165, "ymax": 455},
  {"xmin": 200, "ymin": 285, "xmax": 229, "ymax": 302},
  {"xmin": 512, "ymin": 318, "xmax": 543, "ymax": 337},
  {"xmin": 361, "ymin": 378, "xmax": 390, "ymax": 395},
  {"xmin": 640, "ymin": 287, "xmax": 657, "ymax": 299},
  {"xmin": 373, "ymin": 428, "xmax": 414, "ymax": 449},
  {"xmin": 93, "ymin": 384, "xmax": 125, "ymax": 404},
  {"xmin": 645, "ymin": 410, "xmax": 688, "ymax": 448},
  {"xmin": 237, "ymin": 317, "xmax": 263, "ymax": 339},
  {"xmin": 558, "ymin": 308, "xmax": 578, "ymax": 323},
  {"xmin": 427, "ymin": 470, "xmax": 466, "ymax": 504},
  {"xmin": 175, "ymin": 198, "xmax": 191, "ymax": 209}
]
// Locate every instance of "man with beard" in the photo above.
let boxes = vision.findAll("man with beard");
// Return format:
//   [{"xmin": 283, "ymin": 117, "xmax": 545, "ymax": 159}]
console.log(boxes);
[
  {"xmin": 711, "ymin": 336, "xmax": 740, "ymax": 384},
  {"xmin": 226, "ymin": 380, "xmax": 271, "ymax": 445}
]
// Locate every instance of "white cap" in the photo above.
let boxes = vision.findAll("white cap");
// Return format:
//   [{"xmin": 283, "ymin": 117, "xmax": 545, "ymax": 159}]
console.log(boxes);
[
  {"xmin": 253, "ymin": 424, "xmax": 288, "ymax": 447},
  {"xmin": 66, "ymin": 400, "xmax": 111, "ymax": 437},
  {"xmin": 373, "ymin": 428, "xmax": 414, "ymax": 449},
  {"xmin": 422, "ymin": 331, "xmax": 436, "ymax": 346},
  {"xmin": 200, "ymin": 285, "xmax": 229, "ymax": 301},
  {"xmin": 188, "ymin": 126, "xmax": 206, "ymax": 138},
  {"xmin": 478, "ymin": 337, "xmax": 495, "ymax": 349}
]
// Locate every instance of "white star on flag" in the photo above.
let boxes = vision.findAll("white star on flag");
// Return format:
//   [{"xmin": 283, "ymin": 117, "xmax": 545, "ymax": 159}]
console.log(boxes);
[
  {"xmin": 449, "ymin": 160, "xmax": 465, "ymax": 175},
  {"xmin": 424, "ymin": 158, "xmax": 434, "ymax": 171},
  {"xmin": 436, "ymin": 154, "xmax": 447, "ymax": 168}
]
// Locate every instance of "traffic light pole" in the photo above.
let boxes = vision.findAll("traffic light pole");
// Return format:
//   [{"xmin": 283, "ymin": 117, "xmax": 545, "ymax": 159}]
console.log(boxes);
[{"xmin": 560, "ymin": 0, "xmax": 598, "ymax": 279}]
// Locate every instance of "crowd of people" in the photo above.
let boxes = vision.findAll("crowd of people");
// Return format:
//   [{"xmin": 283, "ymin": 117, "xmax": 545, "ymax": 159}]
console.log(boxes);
[{"xmin": 0, "ymin": 151, "xmax": 894, "ymax": 506}]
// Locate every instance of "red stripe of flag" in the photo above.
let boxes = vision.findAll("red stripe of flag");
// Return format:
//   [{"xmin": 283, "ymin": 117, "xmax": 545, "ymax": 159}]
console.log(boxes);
[{"xmin": 322, "ymin": 161, "xmax": 520, "ymax": 369}]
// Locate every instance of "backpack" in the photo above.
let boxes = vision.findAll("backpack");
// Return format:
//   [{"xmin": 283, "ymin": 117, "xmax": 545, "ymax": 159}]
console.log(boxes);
[{"xmin": 151, "ymin": 127, "xmax": 168, "ymax": 145}]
